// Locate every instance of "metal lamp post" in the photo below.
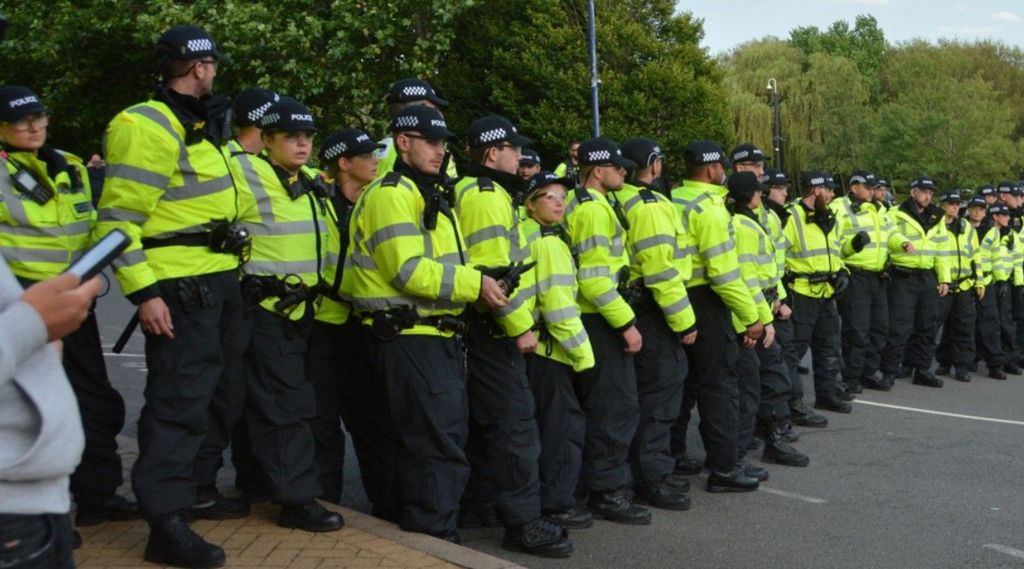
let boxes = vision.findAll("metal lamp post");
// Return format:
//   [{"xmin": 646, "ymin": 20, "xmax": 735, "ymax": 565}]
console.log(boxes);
[{"xmin": 767, "ymin": 77, "xmax": 783, "ymax": 171}]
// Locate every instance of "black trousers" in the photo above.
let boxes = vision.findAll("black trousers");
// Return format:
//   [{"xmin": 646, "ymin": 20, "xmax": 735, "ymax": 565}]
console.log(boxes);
[
  {"xmin": 132, "ymin": 270, "xmax": 246, "ymax": 522},
  {"xmin": 0, "ymin": 513, "xmax": 74, "ymax": 569},
  {"xmin": 631, "ymin": 301, "xmax": 687, "ymax": 485},
  {"xmin": 838, "ymin": 270, "xmax": 889, "ymax": 387},
  {"xmin": 1015, "ymin": 285, "xmax": 1024, "ymax": 360},
  {"xmin": 976, "ymin": 283, "xmax": 1006, "ymax": 369},
  {"xmin": 671, "ymin": 286, "xmax": 740, "ymax": 474},
  {"xmin": 735, "ymin": 345, "xmax": 760, "ymax": 461},
  {"xmin": 526, "ymin": 354, "xmax": 584, "ymax": 514},
  {"xmin": 16, "ymin": 279, "xmax": 125, "ymax": 507},
  {"xmin": 787, "ymin": 292, "xmax": 842, "ymax": 399},
  {"xmin": 576, "ymin": 314, "xmax": 640, "ymax": 493},
  {"xmin": 371, "ymin": 334, "xmax": 469, "ymax": 537},
  {"xmin": 997, "ymin": 282, "xmax": 1018, "ymax": 364},
  {"xmin": 881, "ymin": 270, "xmax": 938, "ymax": 373},
  {"xmin": 463, "ymin": 319, "xmax": 542, "ymax": 528},
  {"xmin": 936, "ymin": 290, "xmax": 976, "ymax": 368},
  {"xmin": 773, "ymin": 314, "xmax": 804, "ymax": 403},
  {"xmin": 243, "ymin": 307, "xmax": 321, "ymax": 506},
  {"xmin": 307, "ymin": 320, "xmax": 348, "ymax": 504},
  {"xmin": 755, "ymin": 333, "xmax": 792, "ymax": 422}
]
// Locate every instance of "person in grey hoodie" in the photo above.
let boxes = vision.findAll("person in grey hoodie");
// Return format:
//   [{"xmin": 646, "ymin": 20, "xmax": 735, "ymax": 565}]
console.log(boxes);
[{"xmin": 0, "ymin": 264, "xmax": 100, "ymax": 568}]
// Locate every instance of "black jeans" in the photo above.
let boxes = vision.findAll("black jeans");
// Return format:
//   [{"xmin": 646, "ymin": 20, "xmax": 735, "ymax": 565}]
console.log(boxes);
[{"xmin": 0, "ymin": 513, "xmax": 74, "ymax": 568}]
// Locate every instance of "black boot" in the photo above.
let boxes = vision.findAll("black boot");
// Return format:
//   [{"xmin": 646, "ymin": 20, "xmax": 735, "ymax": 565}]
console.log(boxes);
[
  {"xmin": 76, "ymin": 495, "xmax": 141, "ymax": 526},
  {"xmin": 935, "ymin": 365, "xmax": 950, "ymax": 377},
  {"xmin": 502, "ymin": 519, "xmax": 575, "ymax": 558},
  {"xmin": 789, "ymin": 400, "xmax": 829, "ymax": 428},
  {"xmin": 635, "ymin": 480, "xmax": 691, "ymax": 511},
  {"xmin": 279, "ymin": 501, "xmax": 344, "ymax": 532},
  {"xmin": 814, "ymin": 394, "xmax": 852, "ymax": 414},
  {"xmin": 665, "ymin": 472, "xmax": 692, "ymax": 493},
  {"xmin": 672, "ymin": 453, "xmax": 704, "ymax": 475},
  {"xmin": 543, "ymin": 508, "xmax": 593, "ymax": 529},
  {"xmin": 1003, "ymin": 363, "xmax": 1022, "ymax": 375},
  {"xmin": 706, "ymin": 468, "xmax": 759, "ymax": 493},
  {"xmin": 780, "ymin": 422, "xmax": 800, "ymax": 443},
  {"xmin": 760, "ymin": 420, "xmax": 810, "ymax": 467},
  {"xmin": 897, "ymin": 365, "xmax": 913, "ymax": 379},
  {"xmin": 912, "ymin": 369, "xmax": 943, "ymax": 388},
  {"xmin": 954, "ymin": 366, "xmax": 970, "ymax": 382},
  {"xmin": 864, "ymin": 372, "xmax": 894, "ymax": 391},
  {"xmin": 738, "ymin": 460, "xmax": 769, "ymax": 481},
  {"xmin": 187, "ymin": 486, "xmax": 249, "ymax": 521},
  {"xmin": 588, "ymin": 490, "xmax": 652, "ymax": 525},
  {"xmin": 144, "ymin": 514, "xmax": 226, "ymax": 569},
  {"xmin": 989, "ymin": 367, "xmax": 1008, "ymax": 380}
]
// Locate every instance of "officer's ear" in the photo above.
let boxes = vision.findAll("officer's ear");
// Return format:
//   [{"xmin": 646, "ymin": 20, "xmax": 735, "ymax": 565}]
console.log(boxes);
[{"xmin": 395, "ymin": 133, "xmax": 411, "ymax": 153}]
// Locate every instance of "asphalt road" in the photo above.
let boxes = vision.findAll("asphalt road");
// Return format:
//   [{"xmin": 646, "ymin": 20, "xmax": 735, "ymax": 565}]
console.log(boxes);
[{"xmin": 96, "ymin": 276, "xmax": 1024, "ymax": 568}]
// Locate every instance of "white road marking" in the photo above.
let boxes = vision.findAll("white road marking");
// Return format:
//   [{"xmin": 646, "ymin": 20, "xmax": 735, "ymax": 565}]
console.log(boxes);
[
  {"xmin": 758, "ymin": 486, "xmax": 827, "ymax": 504},
  {"xmin": 854, "ymin": 400, "xmax": 1024, "ymax": 426},
  {"xmin": 103, "ymin": 353, "xmax": 144, "ymax": 358},
  {"xmin": 983, "ymin": 543, "xmax": 1024, "ymax": 560}
]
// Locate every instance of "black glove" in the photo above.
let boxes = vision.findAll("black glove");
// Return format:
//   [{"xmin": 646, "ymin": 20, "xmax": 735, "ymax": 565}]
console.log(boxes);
[
  {"xmin": 832, "ymin": 272, "xmax": 850, "ymax": 298},
  {"xmin": 851, "ymin": 230, "xmax": 871, "ymax": 253}
]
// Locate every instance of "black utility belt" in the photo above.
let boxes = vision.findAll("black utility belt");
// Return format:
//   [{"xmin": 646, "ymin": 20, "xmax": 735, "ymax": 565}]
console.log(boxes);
[
  {"xmin": 142, "ymin": 223, "xmax": 251, "ymax": 257},
  {"xmin": 787, "ymin": 272, "xmax": 837, "ymax": 284},
  {"xmin": 142, "ymin": 232, "xmax": 210, "ymax": 249},
  {"xmin": 368, "ymin": 307, "xmax": 465, "ymax": 341},
  {"xmin": 240, "ymin": 274, "xmax": 314, "ymax": 313},
  {"xmin": 890, "ymin": 266, "xmax": 929, "ymax": 277}
]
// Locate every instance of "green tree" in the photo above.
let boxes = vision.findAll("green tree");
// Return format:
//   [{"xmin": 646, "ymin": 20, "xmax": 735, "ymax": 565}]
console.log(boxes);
[
  {"xmin": 790, "ymin": 15, "xmax": 887, "ymax": 103},
  {"xmin": 435, "ymin": 0, "xmax": 730, "ymax": 181},
  {"xmin": 0, "ymin": 0, "xmax": 474, "ymax": 157}
]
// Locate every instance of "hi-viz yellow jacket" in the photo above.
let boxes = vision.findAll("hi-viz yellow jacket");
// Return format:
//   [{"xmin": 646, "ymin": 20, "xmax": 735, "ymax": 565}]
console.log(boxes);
[
  {"xmin": 232, "ymin": 147, "xmax": 335, "ymax": 321},
  {"xmin": 670, "ymin": 179, "xmax": 759, "ymax": 327},
  {"xmin": 341, "ymin": 161, "xmax": 482, "ymax": 337},
  {"xmin": 830, "ymin": 195, "xmax": 907, "ymax": 272},
  {"xmin": 757, "ymin": 201, "xmax": 788, "ymax": 299},
  {"xmin": 97, "ymin": 96, "xmax": 240, "ymax": 302},
  {"xmin": 731, "ymin": 206, "xmax": 777, "ymax": 330},
  {"xmin": 524, "ymin": 223, "xmax": 594, "ymax": 371},
  {"xmin": 889, "ymin": 200, "xmax": 952, "ymax": 284},
  {"xmin": 783, "ymin": 200, "xmax": 846, "ymax": 299},
  {"xmin": 454, "ymin": 167, "xmax": 534, "ymax": 337},
  {"xmin": 939, "ymin": 217, "xmax": 983, "ymax": 293},
  {"xmin": 1012, "ymin": 213, "xmax": 1024, "ymax": 286},
  {"xmin": 375, "ymin": 137, "xmax": 458, "ymax": 180},
  {"xmin": 564, "ymin": 185, "xmax": 635, "ymax": 330},
  {"xmin": 0, "ymin": 148, "xmax": 94, "ymax": 281},
  {"xmin": 313, "ymin": 189, "xmax": 356, "ymax": 326},
  {"xmin": 618, "ymin": 182, "xmax": 696, "ymax": 334},
  {"xmin": 980, "ymin": 223, "xmax": 1018, "ymax": 284}
]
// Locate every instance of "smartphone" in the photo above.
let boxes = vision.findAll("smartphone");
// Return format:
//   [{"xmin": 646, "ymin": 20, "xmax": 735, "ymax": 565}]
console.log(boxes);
[{"xmin": 65, "ymin": 229, "xmax": 131, "ymax": 281}]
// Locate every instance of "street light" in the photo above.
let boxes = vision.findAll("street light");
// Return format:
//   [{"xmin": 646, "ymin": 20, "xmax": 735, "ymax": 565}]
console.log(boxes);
[
  {"xmin": 588, "ymin": 0, "xmax": 600, "ymax": 137},
  {"xmin": 766, "ymin": 78, "xmax": 783, "ymax": 170}
]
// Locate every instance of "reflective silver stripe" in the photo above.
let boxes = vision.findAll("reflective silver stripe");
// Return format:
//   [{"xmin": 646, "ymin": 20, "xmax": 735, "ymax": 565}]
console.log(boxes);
[
  {"xmin": 744, "ymin": 277, "xmax": 761, "ymax": 288},
  {"xmin": 709, "ymin": 267, "xmax": 741, "ymax": 286},
  {"xmin": 932, "ymin": 235, "xmax": 950, "ymax": 243},
  {"xmin": 752, "ymin": 290, "xmax": 766, "ymax": 304},
  {"xmin": 0, "ymin": 246, "xmax": 69, "ymax": 263},
  {"xmin": 662, "ymin": 295, "xmax": 691, "ymax": 316},
  {"xmin": 644, "ymin": 267, "xmax": 678, "ymax": 286},
  {"xmin": 542, "ymin": 306, "xmax": 578, "ymax": 324},
  {"xmin": 464, "ymin": 224, "xmax": 506, "ymax": 248},
  {"xmin": 536, "ymin": 273, "xmax": 576, "ymax": 293},
  {"xmin": 737, "ymin": 253, "xmax": 759, "ymax": 264},
  {"xmin": 436, "ymin": 252, "xmax": 463, "ymax": 265},
  {"xmin": 368, "ymin": 222, "xmax": 421, "ymax": 251},
  {"xmin": 933, "ymin": 250, "xmax": 960, "ymax": 257},
  {"xmin": 691, "ymin": 266, "xmax": 705, "ymax": 280},
  {"xmin": 675, "ymin": 244, "xmax": 698, "ymax": 259},
  {"xmin": 352, "ymin": 296, "xmax": 412, "ymax": 311},
  {"xmin": 106, "ymin": 163, "xmax": 170, "ymax": 190},
  {"xmin": 0, "ymin": 220, "xmax": 92, "ymax": 239},
  {"xmin": 243, "ymin": 259, "xmax": 319, "ymax": 275},
  {"xmin": 438, "ymin": 264, "xmax": 456, "ymax": 300},
  {"xmin": 579, "ymin": 266, "xmax": 610, "ymax": 279},
  {"xmin": 393, "ymin": 257, "xmax": 422, "ymax": 288},
  {"xmin": 111, "ymin": 248, "xmax": 147, "ymax": 270},
  {"xmin": 560, "ymin": 328, "xmax": 588, "ymax": 351},
  {"xmin": 704, "ymin": 241, "xmax": 731, "ymax": 259},
  {"xmin": 245, "ymin": 220, "xmax": 318, "ymax": 236},
  {"xmin": 234, "ymin": 152, "xmax": 274, "ymax": 220},
  {"xmin": 577, "ymin": 234, "xmax": 610, "ymax": 253},
  {"xmin": 455, "ymin": 181, "xmax": 479, "ymax": 205},
  {"xmin": 632, "ymin": 234, "xmax": 676, "ymax": 253},
  {"xmin": 496, "ymin": 288, "xmax": 533, "ymax": 317},
  {"xmin": 98, "ymin": 207, "xmax": 148, "ymax": 224},
  {"xmin": 162, "ymin": 174, "xmax": 233, "ymax": 202},
  {"xmin": 591, "ymin": 288, "xmax": 620, "ymax": 307},
  {"xmin": 787, "ymin": 248, "xmax": 829, "ymax": 259}
]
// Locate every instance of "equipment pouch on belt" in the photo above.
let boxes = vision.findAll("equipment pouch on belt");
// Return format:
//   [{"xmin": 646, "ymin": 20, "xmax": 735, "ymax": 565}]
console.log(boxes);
[
  {"xmin": 370, "ymin": 306, "xmax": 418, "ymax": 341},
  {"xmin": 208, "ymin": 221, "xmax": 252, "ymax": 257}
]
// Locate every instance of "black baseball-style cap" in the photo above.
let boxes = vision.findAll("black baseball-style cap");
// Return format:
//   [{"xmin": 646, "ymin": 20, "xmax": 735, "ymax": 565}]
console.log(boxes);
[
  {"xmin": 525, "ymin": 171, "xmax": 573, "ymax": 198},
  {"xmin": 910, "ymin": 176, "xmax": 936, "ymax": 191},
  {"xmin": 258, "ymin": 99, "xmax": 317, "ymax": 133},
  {"xmin": 232, "ymin": 88, "xmax": 279, "ymax": 128},
  {"xmin": 990, "ymin": 204, "xmax": 1010, "ymax": 215},
  {"xmin": 384, "ymin": 78, "xmax": 448, "ymax": 107},
  {"xmin": 800, "ymin": 170, "xmax": 832, "ymax": 189},
  {"xmin": 730, "ymin": 143, "xmax": 769, "ymax": 164},
  {"xmin": 848, "ymin": 170, "xmax": 877, "ymax": 187},
  {"xmin": 967, "ymin": 197, "xmax": 987, "ymax": 209},
  {"xmin": 978, "ymin": 184, "xmax": 996, "ymax": 197},
  {"xmin": 621, "ymin": 138, "xmax": 665, "ymax": 169},
  {"xmin": 156, "ymin": 25, "xmax": 229, "ymax": 64},
  {"xmin": 684, "ymin": 140, "xmax": 732, "ymax": 168},
  {"xmin": 319, "ymin": 128, "xmax": 384, "ymax": 163},
  {"xmin": 577, "ymin": 137, "xmax": 637, "ymax": 169},
  {"xmin": 997, "ymin": 180, "xmax": 1015, "ymax": 194},
  {"xmin": 519, "ymin": 149, "xmax": 541, "ymax": 166},
  {"xmin": 0, "ymin": 85, "xmax": 45, "ymax": 123},
  {"xmin": 763, "ymin": 167, "xmax": 789, "ymax": 187},
  {"xmin": 389, "ymin": 104, "xmax": 455, "ymax": 140},
  {"xmin": 466, "ymin": 115, "xmax": 530, "ymax": 149},
  {"xmin": 939, "ymin": 191, "xmax": 962, "ymax": 203}
]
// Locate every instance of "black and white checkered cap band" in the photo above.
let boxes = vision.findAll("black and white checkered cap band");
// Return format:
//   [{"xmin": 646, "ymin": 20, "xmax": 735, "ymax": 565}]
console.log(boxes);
[
  {"xmin": 259, "ymin": 112, "xmax": 279, "ymax": 127},
  {"xmin": 702, "ymin": 152, "xmax": 723, "ymax": 163},
  {"xmin": 394, "ymin": 115, "xmax": 419, "ymax": 128},
  {"xmin": 999, "ymin": 184, "xmax": 1014, "ymax": 193},
  {"xmin": 186, "ymin": 38, "xmax": 214, "ymax": 54},
  {"xmin": 323, "ymin": 142, "xmax": 348, "ymax": 160},
  {"xmin": 247, "ymin": 98, "xmax": 277, "ymax": 123},
  {"xmin": 850, "ymin": 175, "xmax": 868, "ymax": 184},
  {"xmin": 588, "ymin": 150, "xmax": 612, "ymax": 162},
  {"xmin": 477, "ymin": 128, "xmax": 508, "ymax": 144},
  {"xmin": 732, "ymin": 149, "xmax": 763, "ymax": 162},
  {"xmin": 402, "ymin": 86, "xmax": 429, "ymax": 97},
  {"xmin": 809, "ymin": 176, "xmax": 827, "ymax": 186}
]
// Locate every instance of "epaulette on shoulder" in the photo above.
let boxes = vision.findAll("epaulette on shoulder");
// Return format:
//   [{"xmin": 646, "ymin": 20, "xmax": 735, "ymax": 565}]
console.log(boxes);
[
  {"xmin": 638, "ymin": 187, "xmax": 659, "ymax": 204},
  {"xmin": 477, "ymin": 177, "xmax": 494, "ymax": 192},
  {"xmin": 573, "ymin": 185, "xmax": 593, "ymax": 203},
  {"xmin": 381, "ymin": 171, "xmax": 403, "ymax": 188}
]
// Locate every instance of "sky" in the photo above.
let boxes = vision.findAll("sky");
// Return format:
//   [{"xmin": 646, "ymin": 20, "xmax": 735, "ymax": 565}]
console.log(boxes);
[{"xmin": 677, "ymin": 0, "xmax": 1024, "ymax": 56}]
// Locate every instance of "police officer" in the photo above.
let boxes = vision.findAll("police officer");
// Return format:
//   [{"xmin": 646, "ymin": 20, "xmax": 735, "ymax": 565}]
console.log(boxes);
[
  {"xmin": 760, "ymin": 169, "xmax": 829, "ymax": 429},
  {"xmin": 0, "ymin": 86, "xmax": 139, "ymax": 526},
  {"xmin": 521, "ymin": 171, "xmax": 595, "ymax": 529},
  {"xmin": 879, "ymin": 177, "xmax": 950, "ymax": 389},
  {"xmin": 97, "ymin": 25, "xmax": 246, "ymax": 567},
  {"xmin": 670, "ymin": 140, "xmax": 763, "ymax": 492},
  {"xmin": 990, "ymin": 192, "xmax": 1022, "ymax": 376},
  {"xmin": 553, "ymin": 140, "xmax": 581, "ymax": 181},
  {"xmin": 233, "ymin": 99, "xmax": 344, "ymax": 533},
  {"xmin": 342, "ymin": 104, "xmax": 508, "ymax": 542},
  {"xmin": 979, "ymin": 184, "xmax": 998, "ymax": 206},
  {"xmin": 934, "ymin": 191, "xmax": 982, "ymax": 382},
  {"xmin": 518, "ymin": 149, "xmax": 542, "ymax": 180},
  {"xmin": 375, "ymin": 78, "xmax": 457, "ymax": 180},
  {"xmin": 308, "ymin": 128, "xmax": 390, "ymax": 510},
  {"xmin": 975, "ymin": 202, "xmax": 1008, "ymax": 379},
  {"xmin": 1003, "ymin": 183, "xmax": 1024, "ymax": 373},
  {"xmin": 565, "ymin": 137, "xmax": 653, "ymax": 521},
  {"xmin": 831, "ymin": 171, "xmax": 911, "ymax": 394},
  {"xmin": 618, "ymin": 137, "xmax": 695, "ymax": 509},
  {"xmin": 783, "ymin": 171, "xmax": 852, "ymax": 414},
  {"xmin": 727, "ymin": 172, "xmax": 809, "ymax": 468},
  {"xmin": 454, "ymin": 116, "xmax": 574, "ymax": 557}
]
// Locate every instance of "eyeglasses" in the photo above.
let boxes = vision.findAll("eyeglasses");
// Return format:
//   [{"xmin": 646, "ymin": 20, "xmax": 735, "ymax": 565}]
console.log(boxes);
[
  {"xmin": 495, "ymin": 143, "xmax": 522, "ymax": 154},
  {"xmin": 198, "ymin": 59, "xmax": 218, "ymax": 68},
  {"xmin": 530, "ymin": 191, "xmax": 567, "ymax": 204},
  {"xmin": 3, "ymin": 113, "xmax": 49, "ymax": 132},
  {"xmin": 402, "ymin": 133, "xmax": 448, "ymax": 150}
]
